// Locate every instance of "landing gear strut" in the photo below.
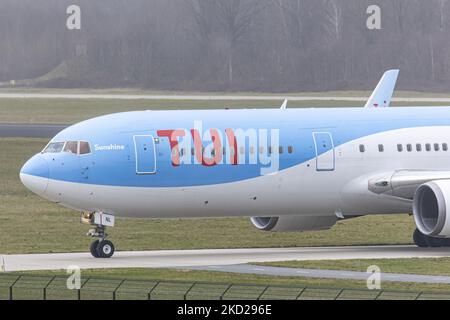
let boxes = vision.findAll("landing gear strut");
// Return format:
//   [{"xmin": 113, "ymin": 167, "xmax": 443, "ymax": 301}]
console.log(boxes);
[
  {"xmin": 82, "ymin": 212, "xmax": 116, "ymax": 258},
  {"xmin": 413, "ymin": 229, "xmax": 450, "ymax": 248}
]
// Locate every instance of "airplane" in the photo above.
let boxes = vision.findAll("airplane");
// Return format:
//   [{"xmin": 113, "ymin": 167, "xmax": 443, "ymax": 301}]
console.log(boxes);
[{"xmin": 21, "ymin": 69, "xmax": 450, "ymax": 259}]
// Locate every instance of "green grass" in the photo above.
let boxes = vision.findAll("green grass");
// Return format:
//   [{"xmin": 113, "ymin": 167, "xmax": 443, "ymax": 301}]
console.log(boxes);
[
  {"xmin": 0, "ymin": 137, "xmax": 417, "ymax": 254},
  {"xmin": 6, "ymin": 267, "xmax": 450, "ymax": 296},
  {"xmin": 258, "ymin": 258, "xmax": 450, "ymax": 277},
  {"xmin": 0, "ymin": 98, "xmax": 364, "ymax": 124},
  {"xmin": 1, "ymin": 97, "xmax": 449, "ymax": 124},
  {"xmin": 2, "ymin": 87, "xmax": 450, "ymax": 98}
]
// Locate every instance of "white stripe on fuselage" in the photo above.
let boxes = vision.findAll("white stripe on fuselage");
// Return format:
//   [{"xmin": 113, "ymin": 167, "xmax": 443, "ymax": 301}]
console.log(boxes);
[{"xmin": 37, "ymin": 127, "xmax": 450, "ymax": 218}]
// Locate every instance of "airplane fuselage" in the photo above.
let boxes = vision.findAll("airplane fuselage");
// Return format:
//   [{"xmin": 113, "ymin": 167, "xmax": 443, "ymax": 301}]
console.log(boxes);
[{"xmin": 20, "ymin": 107, "xmax": 450, "ymax": 219}]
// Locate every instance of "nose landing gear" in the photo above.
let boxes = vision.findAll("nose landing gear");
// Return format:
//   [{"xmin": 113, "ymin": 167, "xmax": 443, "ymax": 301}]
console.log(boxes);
[{"xmin": 82, "ymin": 212, "xmax": 116, "ymax": 258}]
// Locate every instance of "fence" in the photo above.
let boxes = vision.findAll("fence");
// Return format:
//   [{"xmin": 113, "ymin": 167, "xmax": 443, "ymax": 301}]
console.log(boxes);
[{"xmin": 1, "ymin": 273, "xmax": 450, "ymax": 300}]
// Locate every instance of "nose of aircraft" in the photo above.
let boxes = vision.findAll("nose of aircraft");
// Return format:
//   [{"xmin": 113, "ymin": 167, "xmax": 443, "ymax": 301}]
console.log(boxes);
[{"xmin": 20, "ymin": 155, "xmax": 49, "ymax": 195}]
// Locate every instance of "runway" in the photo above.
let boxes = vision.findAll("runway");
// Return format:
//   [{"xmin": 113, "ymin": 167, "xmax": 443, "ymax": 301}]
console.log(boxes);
[
  {"xmin": 2, "ymin": 245, "xmax": 449, "ymax": 273},
  {"xmin": 0, "ymin": 123, "xmax": 67, "ymax": 138}
]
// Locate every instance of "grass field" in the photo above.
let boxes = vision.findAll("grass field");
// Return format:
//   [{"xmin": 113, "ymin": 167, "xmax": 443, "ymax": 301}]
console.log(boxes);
[
  {"xmin": 1, "ymin": 97, "xmax": 448, "ymax": 124},
  {"xmin": 0, "ymin": 136, "xmax": 417, "ymax": 254},
  {"xmin": 9, "ymin": 267, "xmax": 450, "ymax": 294},
  {"xmin": 259, "ymin": 258, "xmax": 450, "ymax": 277},
  {"xmin": 3, "ymin": 87, "xmax": 450, "ymax": 98},
  {"xmin": 0, "ymin": 98, "xmax": 364, "ymax": 124}
]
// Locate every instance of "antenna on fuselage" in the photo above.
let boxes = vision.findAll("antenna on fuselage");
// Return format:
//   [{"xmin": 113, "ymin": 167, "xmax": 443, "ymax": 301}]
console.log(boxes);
[{"xmin": 280, "ymin": 99, "xmax": 288, "ymax": 110}]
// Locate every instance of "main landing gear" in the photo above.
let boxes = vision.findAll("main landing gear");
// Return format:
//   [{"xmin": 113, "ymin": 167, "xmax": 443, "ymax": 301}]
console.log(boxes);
[
  {"xmin": 81, "ymin": 212, "xmax": 116, "ymax": 258},
  {"xmin": 413, "ymin": 229, "xmax": 450, "ymax": 248}
]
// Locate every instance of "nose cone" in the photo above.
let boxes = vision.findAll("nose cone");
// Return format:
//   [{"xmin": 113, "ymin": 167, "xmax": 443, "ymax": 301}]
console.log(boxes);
[{"xmin": 20, "ymin": 155, "xmax": 49, "ymax": 195}]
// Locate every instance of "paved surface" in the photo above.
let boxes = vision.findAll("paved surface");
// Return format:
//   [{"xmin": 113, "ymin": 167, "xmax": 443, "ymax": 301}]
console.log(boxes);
[
  {"xmin": 0, "ymin": 92, "xmax": 450, "ymax": 102},
  {"xmin": 189, "ymin": 264, "xmax": 450, "ymax": 284},
  {"xmin": 0, "ymin": 93, "xmax": 364, "ymax": 100},
  {"xmin": 0, "ymin": 123, "xmax": 67, "ymax": 138},
  {"xmin": 1, "ymin": 245, "xmax": 449, "ymax": 273}
]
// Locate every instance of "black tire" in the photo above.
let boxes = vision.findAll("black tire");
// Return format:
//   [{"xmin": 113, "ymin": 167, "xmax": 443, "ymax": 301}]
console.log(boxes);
[
  {"xmin": 90, "ymin": 240, "xmax": 100, "ymax": 258},
  {"xmin": 413, "ymin": 229, "xmax": 429, "ymax": 248},
  {"xmin": 425, "ymin": 236, "xmax": 443, "ymax": 248},
  {"xmin": 96, "ymin": 240, "xmax": 115, "ymax": 258},
  {"xmin": 440, "ymin": 238, "xmax": 450, "ymax": 247}
]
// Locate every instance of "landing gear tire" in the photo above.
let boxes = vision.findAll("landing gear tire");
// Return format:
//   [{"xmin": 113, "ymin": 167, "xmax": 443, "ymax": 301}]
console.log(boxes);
[
  {"xmin": 96, "ymin": 240, "xmax": 115, "ymax": 258},
  {"xmin": 90, "ymin": 240, "xmax": 100, "ymax": 258},
  {"xmin": 413, "ymin": 228, "xmax": 450, "ymax": 248},
  {"xmin": 442, "ymin": 238, "xmax": 450, "ymax": 247},
  {"xmin": 413, "ymin": 229, "xmax": 428, "ymax": 248},
  {"xmin": 425, "ymin": 236, "xmax": 443, "ymax": 248}
]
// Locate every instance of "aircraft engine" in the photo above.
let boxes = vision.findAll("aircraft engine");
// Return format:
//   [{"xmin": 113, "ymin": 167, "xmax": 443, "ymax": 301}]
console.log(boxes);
[
  {"xmin": 413, "ymin": 180, "xmax": 450, "ymax": 237},
  {"xmin": 250, "ymin": 215, "xmax": 337, "ymax": 232}
]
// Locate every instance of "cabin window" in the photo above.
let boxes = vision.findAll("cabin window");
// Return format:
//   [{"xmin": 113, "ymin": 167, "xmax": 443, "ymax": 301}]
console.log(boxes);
[
  {"xmin": 191, "ymin": 148, "xmax": 195, "ymax": 156},
  {"xmin": 63, "ymin": 141, "xmax": 78, "ymax": 154},
  {"xmin": 397, "ymin": 144, "xmax": 403, "ymax": 152},
  {"xmin": 79, "ymin": 141, "xmax": 91, "ymax": 155},
  {"xmin": 249, "ymin": 146, "xmax": 255, "ymax": 154},
  {"xmin": 434, "ymin": 143, "xmax": 440, "ymax": 151},
  {"xmin": 239, "ymin": 146, "xmax": 245, "ymax": 155},
  {"xmin": 378, "ymin": 144, "xmax": 384, "ymax": 152},
  {"xmin": 268, "ymin": 146, "xmax": 272, "ymax": 154},
  {"xmin": 279, "ymin": 146, "xmax": 284, "ymax": 154},
  {"xmin": 288, "ymin": 146, "xmax": 294, "ymax": 154},
  {"xmin": 359, "ymin": 144, "xmax": 365, "ymax": 153},
  {"xmin": 426, "ymin": 143, "xmax": 431, "ymax": 151},
  {"xmin": 416, "ymin": 144, "xmax": 422, "ymax": 152},
  {"xmin": 406, "ymin": 144, "xmax": 412, "ymax": 152},
  {"xmin": 259, "ymin": 146, "xmax": 265, "ymax": 154},
  {"xmin": 443, "ymin": 143, "xmax": 448, "ymax": 151}
]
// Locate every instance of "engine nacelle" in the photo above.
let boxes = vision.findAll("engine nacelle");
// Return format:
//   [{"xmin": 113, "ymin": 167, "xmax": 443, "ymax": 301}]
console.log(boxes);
[
  {"xmin": 250, "ymin": 215, "xmax": 337, "ymax": 232},
  {"xmin": 413, "ymin": 180, "xmax": 450, "ymax": 237}
]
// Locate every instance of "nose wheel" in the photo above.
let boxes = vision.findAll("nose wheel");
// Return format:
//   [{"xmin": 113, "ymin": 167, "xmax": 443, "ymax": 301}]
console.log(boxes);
[
  {"xmin": 90, "ymin": 239, "xmax": 115, "ymax": 258},
  {"xmin": 81, "ymin": 212, "xmax": 116, "ymax": 258}
]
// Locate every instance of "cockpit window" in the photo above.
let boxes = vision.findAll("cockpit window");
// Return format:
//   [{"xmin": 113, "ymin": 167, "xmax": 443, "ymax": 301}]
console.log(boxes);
[
  {"xmin": 42, "ymin": 141, "xmax": 91, "ymax": 155},
  {"xmin": 79, "ymin": 141, "xmax": 91, "ymax": 155},
  {"xmin": 63, "ymin": 141, "xmax": 78, "ymax": 154},
  {"xmin": 42, "ymin": 142, "xmax": 65, "ymax": 153}
]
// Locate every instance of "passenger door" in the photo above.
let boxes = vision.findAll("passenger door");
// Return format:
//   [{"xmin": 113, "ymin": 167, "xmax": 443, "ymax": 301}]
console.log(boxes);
[
  {"xmin": 133, "ymin": 135, "xmax": 157, "ymax": 174},
  {"xmin": 313, "ymin": 132, "xmax": 335, "ymax": 171}
]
